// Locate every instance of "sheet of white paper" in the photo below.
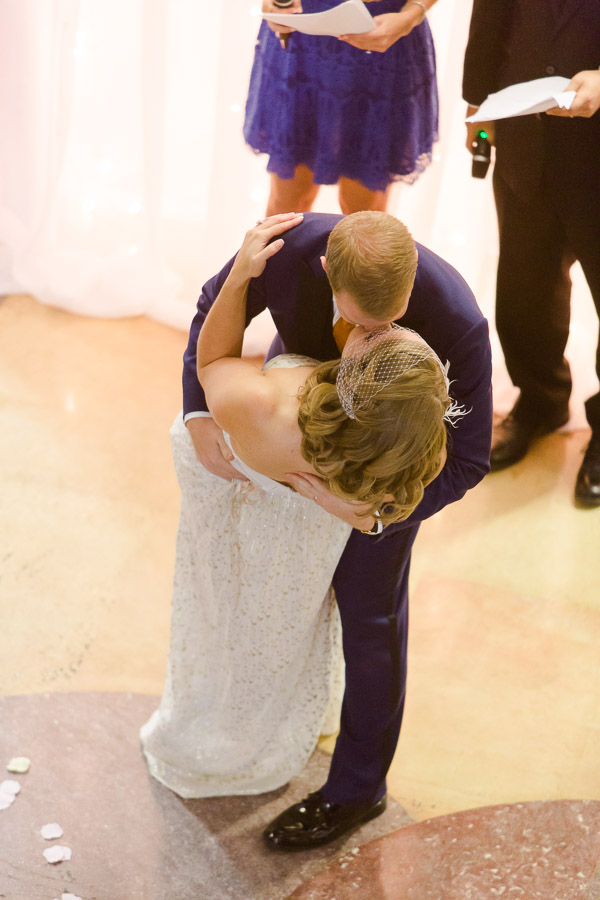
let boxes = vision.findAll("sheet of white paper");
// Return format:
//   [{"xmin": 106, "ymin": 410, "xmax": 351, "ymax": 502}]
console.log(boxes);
[
  {"xmin": 466, "ymin": 77, "xmax": 575, "ymax": 122},
  {"xmin": 263, "ymin": 0, "xmax": 374, "ymax": 37}
]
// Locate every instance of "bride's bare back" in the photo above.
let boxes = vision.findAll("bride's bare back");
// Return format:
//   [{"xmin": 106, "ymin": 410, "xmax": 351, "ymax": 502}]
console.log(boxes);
[{"xmin": 204, "ymin": 359, "xmax": 319, "ymax": 485}]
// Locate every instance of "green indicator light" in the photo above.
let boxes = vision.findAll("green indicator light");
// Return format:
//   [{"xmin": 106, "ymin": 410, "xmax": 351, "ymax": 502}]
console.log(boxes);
[{"xmin": 479, "ymin": 130, "xmax": 488, "ymax": 140}]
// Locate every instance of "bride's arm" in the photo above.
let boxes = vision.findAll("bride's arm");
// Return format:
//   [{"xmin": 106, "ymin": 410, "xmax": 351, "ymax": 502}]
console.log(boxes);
[
  {"xmin": 196, "ymin": 214, "xmax": 303, "ymax": 440},
  {"xmin": 286, "ymin": 471, "xmax": 377, "ymax": 531},
  {"xmin": 196, "ymin": 213, "xmax": 303, "ymax": 375}
]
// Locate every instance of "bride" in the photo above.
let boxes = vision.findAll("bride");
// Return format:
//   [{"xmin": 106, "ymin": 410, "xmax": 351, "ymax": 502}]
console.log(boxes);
[{"xmin": 140, "ymin": 213, "xmax": 452, "ymax": 797}]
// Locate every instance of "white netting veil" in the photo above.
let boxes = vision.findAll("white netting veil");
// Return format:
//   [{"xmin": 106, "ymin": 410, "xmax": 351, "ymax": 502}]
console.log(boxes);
[{"xmin": 335, "ymin": 325, "xmax": 468, "ymax": 425}]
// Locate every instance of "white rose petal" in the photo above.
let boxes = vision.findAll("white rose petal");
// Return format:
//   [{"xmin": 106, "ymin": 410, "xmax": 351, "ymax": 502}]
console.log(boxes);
[
  {"xmin": 6, "ymin": 757, "xmax": 30, "ymax": 773},
  {"xmin": 41, "ymin": 823, "xmax": 64, "ymax": 840},
  {"xmin": 0, "ymin": 780, "xmax": 21, "ymax": 796},
  {"xmin": 0, "ymin": 793, "xmax": 16, "ymax": 810},
  {"xmin": 43, "ymin": 845, "xmax": 72, "ymax": 864},
  {"xmin": 62, "ymin": 894, "xmax": 83, "ymax": 900}
]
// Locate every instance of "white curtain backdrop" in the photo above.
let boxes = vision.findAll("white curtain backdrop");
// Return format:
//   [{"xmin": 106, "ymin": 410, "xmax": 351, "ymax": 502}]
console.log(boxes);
[{"xmin": 0, "ymin": 0, "xmax": 597, "ymax": 426}]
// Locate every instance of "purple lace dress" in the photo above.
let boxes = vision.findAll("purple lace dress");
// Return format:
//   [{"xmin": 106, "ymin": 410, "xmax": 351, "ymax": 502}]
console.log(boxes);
[{"xmin": 243, "ymin": 0, "xmax": 438, "ymax": 192}]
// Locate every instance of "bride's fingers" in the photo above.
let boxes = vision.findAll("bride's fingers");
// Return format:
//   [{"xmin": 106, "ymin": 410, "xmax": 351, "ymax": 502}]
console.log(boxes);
[
  {"xmin": 257, "ymin": 213, "xmax": 304, "ymax": 239},
  {"xmin": 256, "ymin": 239, "xmax": 285, "ymax": 263},
  {"xmin": 285, "ymin": 471, "xmax": 322, "ymax": 498},
  {"xmin": 258, "ymin": 212, "xmax": 303, "ymax": 226},
  {"xmin": 242, "ymin": 213, "xmax": 304, "ymax": 271}
]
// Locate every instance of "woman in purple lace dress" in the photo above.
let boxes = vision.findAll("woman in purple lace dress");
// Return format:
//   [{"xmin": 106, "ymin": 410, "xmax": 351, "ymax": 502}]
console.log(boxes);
[{"xmin": 244, "ymin": 0, "xmax": 439, "ymax": 215}]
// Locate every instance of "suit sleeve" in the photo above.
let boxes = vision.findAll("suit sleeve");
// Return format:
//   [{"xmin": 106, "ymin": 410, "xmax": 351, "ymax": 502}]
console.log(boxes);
[
  {"xmin": 182, "ymin": 255, "xmax": 267, "ymax": 418},
  {"xmin": 462, "ymin": 0, "xmax": 512, "ymax": 105},
  {"xmin": 384, "ymin": 316, "xmax": 493, "ymax": 534}
]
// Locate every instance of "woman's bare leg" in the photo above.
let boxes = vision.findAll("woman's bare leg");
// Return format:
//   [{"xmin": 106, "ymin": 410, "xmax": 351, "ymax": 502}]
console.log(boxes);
[
  {"xmin": 338, "ymin": 177, "xmax": 390, "ymax": 215},
  {"xmin": 266, "ymin": 165, "xmax": 320, "ymax": 216}
]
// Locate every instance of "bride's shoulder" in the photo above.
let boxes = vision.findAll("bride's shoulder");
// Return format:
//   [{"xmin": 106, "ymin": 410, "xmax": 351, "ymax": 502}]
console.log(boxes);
[{"xmin": 209, "ymin": 369, "xmax": 281, "ymax": 435}]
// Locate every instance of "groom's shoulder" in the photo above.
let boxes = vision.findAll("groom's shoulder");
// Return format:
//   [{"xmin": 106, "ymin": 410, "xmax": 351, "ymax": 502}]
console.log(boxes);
[
  {"xmin": 412, "ymin": 241, "xmax": 482, "ymax": 322},
  {"xmin": 279, "ymin": 212, "xmax": 343, "ymax": 260}
]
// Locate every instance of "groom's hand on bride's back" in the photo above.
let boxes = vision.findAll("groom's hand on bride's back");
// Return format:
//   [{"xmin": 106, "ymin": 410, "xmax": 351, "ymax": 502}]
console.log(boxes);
[{"xmin": 186, "ymin": 417, "xmax": 250, "ymax": 482}]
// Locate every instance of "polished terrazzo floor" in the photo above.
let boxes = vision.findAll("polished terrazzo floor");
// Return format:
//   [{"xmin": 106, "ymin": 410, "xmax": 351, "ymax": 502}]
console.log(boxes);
[
  {"xmin": 1, "ymin": 294, "xmax": 600, "ymax": 898},
  {"xmin": 1, "ymin": 693, "xmax": 412, "ymax": 900}
]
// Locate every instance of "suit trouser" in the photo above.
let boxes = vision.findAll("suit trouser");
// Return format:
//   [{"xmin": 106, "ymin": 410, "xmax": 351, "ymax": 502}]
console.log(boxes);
[
  {"xmin": 322, "ymin": 522, "xmax": 420, "ymax": 806},
  {"xmin": 493, "ymin": 126, "xmax": 600, "ymax": 432}
]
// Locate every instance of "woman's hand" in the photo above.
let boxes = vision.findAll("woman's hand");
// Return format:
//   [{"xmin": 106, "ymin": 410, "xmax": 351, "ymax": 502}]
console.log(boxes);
[
  {"xmin": 338, "ymin": 8, "xmax": 421, "ymax": 53},
  {"xmin": 546, "ymin": 69, "xmax": 600, "ymax": 118},
  {"xmin": 286, "ymin": 471, "xmax": 375, "ymax": 530},
  {"xmin": 230, "ymin": 213, "xmax": 304, "ymax": 284},
  {"xmin": 197, "ymin": 213, "xmax": 303, "ymax": 373}
]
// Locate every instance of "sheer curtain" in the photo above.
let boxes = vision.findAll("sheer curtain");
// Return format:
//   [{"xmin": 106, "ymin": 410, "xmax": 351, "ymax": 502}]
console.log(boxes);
[{"xmin": 0, "ymin": 0, "xmax": 596, "ymax": 426}]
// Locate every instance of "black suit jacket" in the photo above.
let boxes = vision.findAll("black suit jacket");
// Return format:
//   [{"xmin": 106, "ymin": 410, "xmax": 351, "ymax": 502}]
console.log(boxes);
[
  {"xmin": 463, "ymin": 0, "xmax": 600, "ymax": 199},
  {"xmin": 182, "ymin": 213, "xmax": 493, "ymax": 530}
]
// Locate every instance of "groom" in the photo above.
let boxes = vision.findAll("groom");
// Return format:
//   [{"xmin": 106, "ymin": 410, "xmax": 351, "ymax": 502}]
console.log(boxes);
[{"xmin": 183, "ymin": 211, "xmax": 492, "ymax": 849}]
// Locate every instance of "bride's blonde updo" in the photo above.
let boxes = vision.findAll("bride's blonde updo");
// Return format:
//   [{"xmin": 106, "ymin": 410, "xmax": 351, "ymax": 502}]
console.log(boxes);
[{"xmin": 297, "ymin": 337, "xmax": 451, "ymax": 526}]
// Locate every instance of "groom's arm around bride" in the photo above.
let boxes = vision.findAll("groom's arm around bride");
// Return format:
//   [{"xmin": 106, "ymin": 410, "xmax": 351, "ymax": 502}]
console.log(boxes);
[{"xmin": 180, "ymin": 210, "xmax": 493, "ymax": 849}]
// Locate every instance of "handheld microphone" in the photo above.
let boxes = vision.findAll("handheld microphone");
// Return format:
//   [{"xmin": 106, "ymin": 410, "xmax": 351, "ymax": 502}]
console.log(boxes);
[
  {"xmin": 273, "ymin": 0, "xmax": 294, "ymax": 49},
  {"xmin": 471, "ymin": 129, "xmax": 491, "ymax": 179}
]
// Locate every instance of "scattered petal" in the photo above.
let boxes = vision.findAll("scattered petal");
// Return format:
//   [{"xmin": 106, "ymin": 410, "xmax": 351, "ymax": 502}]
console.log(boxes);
[
  {"xmin": 0, "ymin": 793, "xmax": 16, "ymax": 810},
  {"xmin": 7, "ymin": 757, "xmax": 30, "ymax": 773},
  {"xmin": 62, "ymin": 894, "xmax": 83, "ymax": 900},
  {"xmin": 43, "ymin": 845, "xmax": 72, "ymax": 864},
  {"xmin": 0, "ymin": 780, "xmax": 21, "ymax": 796},
  {"xmin": 41, "ymin": 823, "xmax": 64, "ymax": 840}
]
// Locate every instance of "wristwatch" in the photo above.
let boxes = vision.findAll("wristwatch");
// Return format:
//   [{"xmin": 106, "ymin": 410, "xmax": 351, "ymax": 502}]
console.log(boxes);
[{"xmin": 360, "ymin": 510, "xmax": 383, "ymax": 535}]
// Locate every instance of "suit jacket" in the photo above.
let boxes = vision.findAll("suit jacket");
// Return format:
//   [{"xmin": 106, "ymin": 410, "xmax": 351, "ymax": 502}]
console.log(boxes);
[
  {"xmin": 463, "ymin": 0, "xmax": 600, "ymax": 199},
  {"xmin": 182, "ymin": 213, "xmax": 493, "ymax": 531}
]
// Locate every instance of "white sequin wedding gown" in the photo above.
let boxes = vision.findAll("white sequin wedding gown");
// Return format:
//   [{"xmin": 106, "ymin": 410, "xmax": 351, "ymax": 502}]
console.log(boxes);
[{"xmin": 140, "ymin": 356, "xmax": 351, "ymax": 797}]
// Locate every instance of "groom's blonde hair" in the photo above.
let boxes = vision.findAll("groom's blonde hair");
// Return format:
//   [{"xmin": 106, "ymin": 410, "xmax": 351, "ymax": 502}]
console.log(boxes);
[{"xmin": 325, "ymin": 211, "xmax": 418, "ymax": 320}]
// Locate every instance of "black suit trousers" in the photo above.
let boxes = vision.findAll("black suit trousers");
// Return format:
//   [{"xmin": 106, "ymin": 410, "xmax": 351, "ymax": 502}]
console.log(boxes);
[{"xmin": 492, "ymin": 117, "xmax": 600, "ymax": 431}]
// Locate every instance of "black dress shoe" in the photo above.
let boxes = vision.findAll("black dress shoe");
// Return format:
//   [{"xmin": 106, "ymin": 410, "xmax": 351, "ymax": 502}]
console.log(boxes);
[
  {"xmin": 574, "ymin": 434, "xmax": 600, "ymax": 508},
  {"xmin": 263, "ymin": 790, "xmax": 386, "ymax": 850},
  {"xmin": 490, "ymin": 413, "xmax": 568, "ymax": 472}
]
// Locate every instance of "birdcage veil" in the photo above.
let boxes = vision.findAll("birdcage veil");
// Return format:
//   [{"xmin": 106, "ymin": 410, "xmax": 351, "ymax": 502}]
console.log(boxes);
[{"xmin": 335, "ymin": 325, "xmax": 469, "ymax": 426}]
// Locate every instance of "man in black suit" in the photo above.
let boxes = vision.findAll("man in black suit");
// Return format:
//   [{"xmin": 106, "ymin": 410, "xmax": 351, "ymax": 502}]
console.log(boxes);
[{"xmin": 463, "ymin": 0, "xmax": 600, "ymax": 506}]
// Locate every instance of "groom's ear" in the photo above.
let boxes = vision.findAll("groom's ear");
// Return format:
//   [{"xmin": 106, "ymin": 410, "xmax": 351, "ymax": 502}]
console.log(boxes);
[{"xmin": 320, "ymin": 255, "xmax": 327, "ymax": 273}]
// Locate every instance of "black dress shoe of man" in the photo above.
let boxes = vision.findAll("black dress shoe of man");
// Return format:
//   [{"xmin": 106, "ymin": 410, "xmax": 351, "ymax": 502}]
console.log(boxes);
[
  {"xmin": 574, "ymin": 434, "xmax": 600, "ymax": 508},
  {"xmin": 263, "ymin": 790, "xmax": 387, "ymax": 850},
  {"xmin": 490, "ymin": 413, "xmax": 568, "ymax": 472}
]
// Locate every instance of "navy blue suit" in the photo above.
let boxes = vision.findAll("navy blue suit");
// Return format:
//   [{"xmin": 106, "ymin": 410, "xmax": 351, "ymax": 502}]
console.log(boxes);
[{"xmin": 183, "ymin": 213, "xmax": 492, "ymax": 804}]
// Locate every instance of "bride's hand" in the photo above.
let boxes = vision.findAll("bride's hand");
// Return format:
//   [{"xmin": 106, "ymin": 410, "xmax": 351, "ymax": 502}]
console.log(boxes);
[
  {"xmin": 231, "ymin": 213, "xmax": 304, "ymax": 282},
  {"xmin": 286, "ymin": 471, "xmax": 376, "ymax": 530}
]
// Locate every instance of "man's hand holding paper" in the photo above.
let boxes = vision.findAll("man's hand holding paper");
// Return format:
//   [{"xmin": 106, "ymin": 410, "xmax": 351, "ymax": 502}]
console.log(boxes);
[
  {"xmin": 546, "ymin": 69, "xmax": 600, "ymax": 118},
  {"xmin": 465, "ymin": 76, "xmax": 576, "ymax": 123}
]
